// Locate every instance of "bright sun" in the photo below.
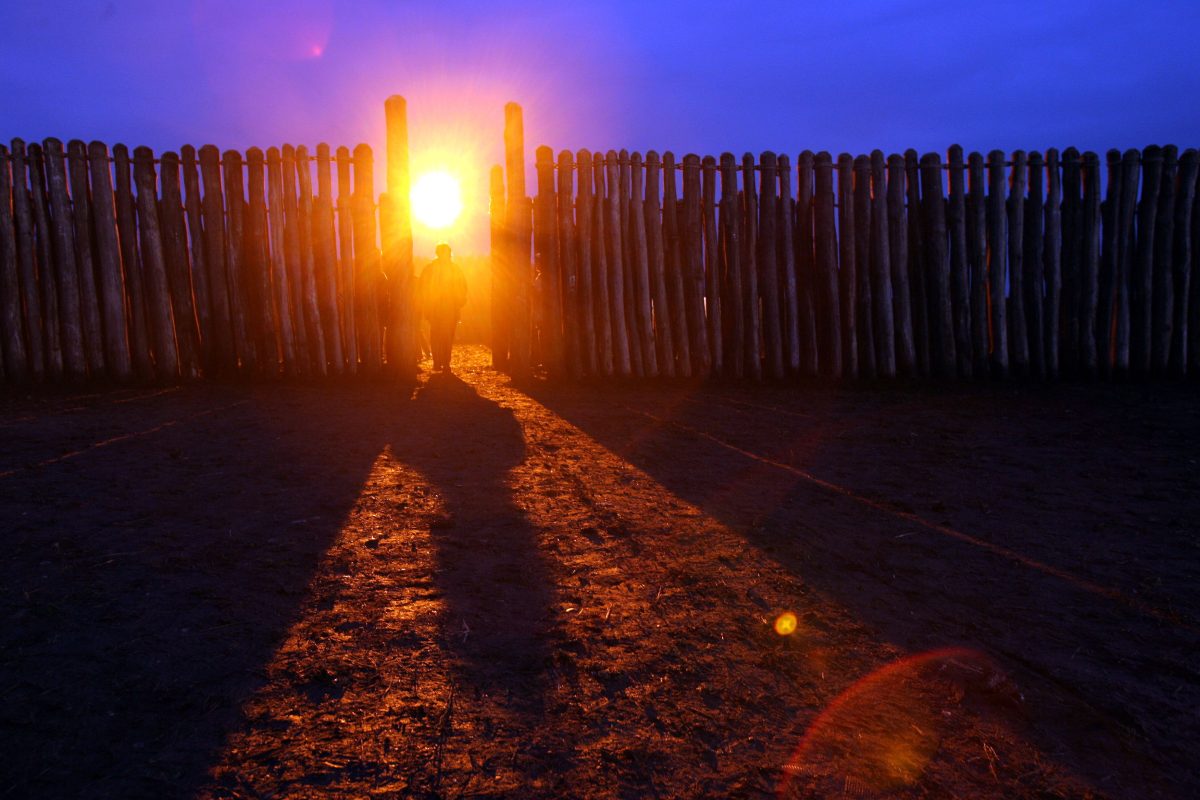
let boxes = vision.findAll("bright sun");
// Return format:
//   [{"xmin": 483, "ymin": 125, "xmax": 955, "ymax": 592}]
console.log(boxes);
[{"xmin": 411, "ymin": 171, "xmax": 463, "ymax": 229}]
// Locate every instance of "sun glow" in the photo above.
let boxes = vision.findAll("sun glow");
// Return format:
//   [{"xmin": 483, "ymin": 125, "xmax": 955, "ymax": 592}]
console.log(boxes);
[{"xmin": 411, "ymin": 171, "xmax": 463, "ymax": 230}]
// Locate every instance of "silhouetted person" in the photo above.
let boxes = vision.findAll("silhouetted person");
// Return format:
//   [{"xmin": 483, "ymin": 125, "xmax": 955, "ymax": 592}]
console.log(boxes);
[{"xmin": 418, "ymin": 243, "xmax": 468, "ymax": 372}]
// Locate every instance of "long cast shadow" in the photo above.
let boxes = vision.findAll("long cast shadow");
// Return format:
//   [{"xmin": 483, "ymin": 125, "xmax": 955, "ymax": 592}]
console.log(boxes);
[
  {"xmin": 385, "ymin": 372, "xmax": 556, "ymax": 714},
  {"xmin": 0, "ymin": 385, "xmax": 388, "ymax": 799},
  {"xmin": 526, "ymin": 380, "xmax": 1200, "ymax": 800}
]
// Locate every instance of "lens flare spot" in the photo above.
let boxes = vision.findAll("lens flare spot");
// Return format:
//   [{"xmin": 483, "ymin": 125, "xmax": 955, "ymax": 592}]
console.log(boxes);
[
  {"xmin": 412, "ymin": 171, "xmax": 463, "ymax": 230},
  {"xmin": 779, "ymin": 648, "xmax": 1000, "ymax": 797},
  {"xmin": 774, "ymin": 611, "xmax": 798, "ymax": 636}
]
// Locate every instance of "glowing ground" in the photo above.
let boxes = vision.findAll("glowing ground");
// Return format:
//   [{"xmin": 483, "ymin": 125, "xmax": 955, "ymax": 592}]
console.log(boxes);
[{"xmin": 2, "ymin": 346, "xmax": 1197, "ymax": 799}]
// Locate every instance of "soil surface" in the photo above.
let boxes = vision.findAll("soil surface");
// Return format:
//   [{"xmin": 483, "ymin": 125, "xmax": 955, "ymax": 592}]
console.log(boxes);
[{"xmin": 2, "ymin": 344, "xmax": 1197, "ymax": 799}]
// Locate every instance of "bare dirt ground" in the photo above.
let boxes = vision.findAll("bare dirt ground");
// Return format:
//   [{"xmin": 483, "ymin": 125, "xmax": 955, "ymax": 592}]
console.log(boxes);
[{"xmin": 1, "ymin": 344, "xmax": 1197, "ymax": 799}]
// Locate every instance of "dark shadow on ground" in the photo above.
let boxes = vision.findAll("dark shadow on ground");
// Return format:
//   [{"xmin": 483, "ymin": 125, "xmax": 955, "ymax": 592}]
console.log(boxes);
[
  {"xmin": 526, "ymin": 379, "xmax": 1200, "ymax": 800},
  {"xmin": 391, "ymin": 372, "xmax": 555, "ymax": 715},
  {"xmin": 0, "ymin": 375, "xmax": 555, "ymax": 799}
]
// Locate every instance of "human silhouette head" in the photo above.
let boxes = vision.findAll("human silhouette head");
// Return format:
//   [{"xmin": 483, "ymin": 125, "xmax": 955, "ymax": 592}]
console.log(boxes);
[{"xmin": 436, "ymin": 242, "xmax": 451, "ymax": 260}]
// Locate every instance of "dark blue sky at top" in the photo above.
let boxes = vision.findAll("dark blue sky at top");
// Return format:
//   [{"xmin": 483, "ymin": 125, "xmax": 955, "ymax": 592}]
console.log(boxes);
[{"xmin": 2, "ymin": 0, "xmax": 1198, "ymax": 253}]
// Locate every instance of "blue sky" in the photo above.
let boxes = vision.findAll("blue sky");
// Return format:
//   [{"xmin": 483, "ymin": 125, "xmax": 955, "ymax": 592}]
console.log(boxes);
[{"xmin": 3, "ymin": 0, "xmax": 1198, "ymax": 253}]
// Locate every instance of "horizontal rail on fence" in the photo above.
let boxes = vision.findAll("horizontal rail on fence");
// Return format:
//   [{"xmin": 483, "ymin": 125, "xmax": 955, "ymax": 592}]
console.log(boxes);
[
  {"xmin": 1, "ymin": 152, "xmax": 348, "ymax": 166},
  {"xmin": 535, "ymin": 158, "xmax": 1045, "ymax": 170}
]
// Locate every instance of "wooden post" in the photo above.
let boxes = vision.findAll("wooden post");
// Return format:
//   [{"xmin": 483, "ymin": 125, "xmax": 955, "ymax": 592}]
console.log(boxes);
[
  {"xmin": 378, "ymin": 192, "xmax": 399, "ymax": 371},
  {"xmin": 336, "ymin": 146, "xmax": 357, "ymax": 373},
  {"xmin": 388, "ymin": 98, "xmax": 417, "ymax": 379},
  {"xmin": 28, "ymin": 144, "xmax": 64, "ymax": 380},
  {"xmin": 758, "ymin": 152, "xmax": 784, "ymax": 378},
  {"xmin": 0, "ymin": 144, "xmax": 28, "ymax": 381},
  {"xmin": 198, "ymin": 145, "xmax": 235, "ymax": 371},
  {"xmin": 1079, "ymin": 151, "xmax": 1102, "ymax": 377},
  {"xmin": 113, "ymin": 144, "xmax": 151, "ymax": 380},
  {"xmin": 887, "ymin": 154, "xmax": 916, "ymax": 376},
  {"xmin": 534, "ymin": 146, "xmax": 563, "ymax": 374},
  {"xmin": 315, "ymin": 145, "xmax": 343, "ymax": 373},
  {"xmin": 1192, "ymin": 159, "xmax": 1200, "ymax": 376},
  {"xmin": 1151, "ymin": 145, "xmax": 1179, "ymax": 374},
  {"xmin": 44, "ymin": 139, "xmax": 87, "ymax": 380},
  {"xmin": 575, "ymin": 150, "xmax": 599, "ymax": 375},
  {"xmin": 1170, "ymin": 149, "xmax": 1198, "ymax": 375},
  {"xmin": 180, "ymin": 146, "xmax": 212, "ymax": 369},
  {"xmin": 619, "ymin": 151, "xmax": 643, "ymax": 377},
  {"xmin": 967, "ymin": 152, "xmax": 989, "ymax": 376},
  {"xmin": 296, "ymin": 146, "xmax": 327, "ymax": 376},
  {"xmin": 558, "ymin": 150, "xmax": 581, "ymax": 377},
  {"xmin": 352, "ymin": 144, "xmax": 381, "ymax": 372},
  {"xmin": 1044, "ymin": 149, "xmax": 1063, "ymax": 378},
  {"xmin": 246, "ymin": 148, "xmax": 279, "ymax": 374},
  {"xmin": 86, "ymin": 142, "xmax": 132, "ymax": 380},
  {"xmin": 904, "ymin": 150, "xmax": 929, "ymax": 376},
  {"xmin": 633, "ymin": 152, "xmax": 659, "ymax": 377},
  {"xmin": 282, "ymin": 145, "xmax": 312, "ymax": 370},
  {"xmin": 986, "ymin": 150, "xmax": 1009, "ymax": 377},
  {"xmin": 224, "ymin": 149, "xmax": 258, "ymax": 373},
  {"xmin": 1132, "ymin": 145, "xmax": 1162, "ymax": 375},
  {"xmin": 1180, "ymin": 154, "xmax": 1200, "ymax": 379},
  {"xmin": 158, "ymin": 152, "xmax": 202, "ymax": 378},
  {"xmin": 1115, "ymin": 149, "xmax": 1141, "ymax": 374},
  {"xmin": 947, "ymin": 145, "xmax": 971, "ymax": 378},
  {"xmin": 593, "ymin": 152, "xmax": 615, "ymax": 376},
  {"xmin": 742, "ymin": 153, "xmax": 762, "ymax": 379},
  {"xmin": 701, "ymin": 155, "xmax": 721, "ymax": 376},
  {"xmin": 778, "ymin": 155, "xmax": 800, "ymax": 375},
  {"xmin": 66, "ymin": 140, "xmax": 106, "ymax": 376},
  {"xmin": 1007, "ymin": 150, "xmax": 1029, "ymax": 374},
  {"xmin": 604, "ymin": 151, "xmax": 632, "ymax": 376},
  {"xmin": 795, "ymin": 152, "xmax": 817, "ymax": 376},
  {"xmin": 1023, "ymin": 151, "xmax": 1046, "ymax": 379},
  {"xmin": 1097, "ymin": 150, "xmax": 1120, "ymax": 375},
  {"xmin": 1061, "ymin": 148, "xmax": 1083, "ymax": 374},
  {"xmin": 489, "ymin": 164, "xmax": 508, "ymax": 370},
  {"xmin": 541, "ymin": 145, "xmax": 567, "ymax": 374},
  {"xmin": 920, "ymin": 152, "xmax": 955, "ymax": 376},
  {"xmin": 662, "ymin": 153, "xmax": 688, "ymax": 376},
  {"xmin": 681, "ymin": 155, "xmax": 710, "ymax": 378},
  {"xmin": 869, "ymin": 151, "xmax": 896, "ymax": 377},
  {"xmin": 504, "ymin": 102, "xmax": 531, "ymax": 378},
  {"xmin": 836, "ymin": 154, "xmax": 859, "ymax": 380},
  {"xmin": 385, "ymin": 96, "xmax": 409, "ymax": 199},
  {"xmin": 813, "ymin": 153, "xmax": 842, "ymax": 379},
  {"xmin": 646, "ymin": 151, "xmax": 673, "ymax": 377},
  {"xmin": 853, "ymin": 155, "xmax": 875, "ymax": 379},
  {"xmin": 267, "ymin": 147, "xmax": 300, "ymax": 374},
  {"xmin": 9, "ymin": 140, "xmax": 44, "ymax": 381},
  {"xmin": 132, "ymin": 146, "xmax": 179, "ymax": 380},
  {"xmin": 532, "ymin": 145, "xmax": 551, "ymax": 369},
  {"xmin": 718, "ymin": 153, "xmax": 742, "ymax": 378}
]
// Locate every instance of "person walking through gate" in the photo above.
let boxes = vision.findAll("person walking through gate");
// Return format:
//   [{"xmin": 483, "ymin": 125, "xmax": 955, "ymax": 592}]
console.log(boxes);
[{"xmin": 418, "ymin": 242, "xmax": 468, "ymax": 373}]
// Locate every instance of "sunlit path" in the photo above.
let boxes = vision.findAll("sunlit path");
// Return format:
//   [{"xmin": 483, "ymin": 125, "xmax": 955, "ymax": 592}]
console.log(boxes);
[
  {"xmin": 5, "ymin": 346, "xmax": 1194, "ymax": 798},
  {"xmin": 197, "ymin": 347, "xmax": 1109, "ymax": 799}
]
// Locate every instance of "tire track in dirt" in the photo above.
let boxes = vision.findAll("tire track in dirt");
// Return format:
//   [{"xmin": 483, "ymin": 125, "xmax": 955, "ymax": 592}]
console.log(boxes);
[
  {"xmin": 0, "ymin": 400, "xmax": 249, "ymax": 479},
  {"xmin": 621, "ymin": 402, "xmax": 1192, "ymax": 633}
]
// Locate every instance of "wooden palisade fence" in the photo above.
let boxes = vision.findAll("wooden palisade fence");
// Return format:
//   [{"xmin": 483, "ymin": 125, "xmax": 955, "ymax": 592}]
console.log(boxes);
[
  {"xmin": 0, "ymin": 96, "xmax": 419, "ymax": 386},
  {"xmin": 492, "ymin": 103, "xmax": 1200, "ymax": 382}
]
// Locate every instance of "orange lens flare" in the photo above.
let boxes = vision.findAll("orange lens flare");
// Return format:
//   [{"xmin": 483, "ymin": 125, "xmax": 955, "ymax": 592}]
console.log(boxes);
[
  {"xmin": 774, "ymin": 611, "xmax": 798, "ymax": 636},
  {"xmin": 779, "ymin": 647, "xmax": 996, "ymax": 797}
]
